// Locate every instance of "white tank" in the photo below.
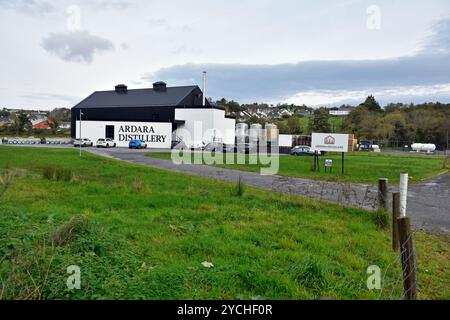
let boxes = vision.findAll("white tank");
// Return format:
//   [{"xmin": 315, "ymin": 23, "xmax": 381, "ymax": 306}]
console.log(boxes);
[
  {"xmin": 236, "ymin": 123, "xmax": 248, "ymax": 136},
  {"xmin": 265, "ymin": 123, "xmax": 278, "ymax": 142},
  {"xmin": 249, "ymin": 123, "xmax": 262, "ymax": 142},
  {"xmin": 411, "ymin": 143, "xmax": 436, "ymax": 153}
]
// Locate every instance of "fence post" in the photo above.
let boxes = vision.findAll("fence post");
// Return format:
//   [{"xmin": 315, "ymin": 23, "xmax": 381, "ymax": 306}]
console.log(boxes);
[
  {"xmin": 397, "ymin": 216, "xmax": 417, "ymax": 300},
  {"xmin": 392, "ymin": 192, "xmax": 400, "ymax": 252},
  {"xmin": 378, "ymin": 178, "xmax": 389, "ymax": 211}
]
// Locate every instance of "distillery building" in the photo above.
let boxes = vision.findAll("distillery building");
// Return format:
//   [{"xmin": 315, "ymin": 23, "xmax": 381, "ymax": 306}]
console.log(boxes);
[{"xmin": 71, "ymin": 81, "xmax": 236, "ymax": 148}]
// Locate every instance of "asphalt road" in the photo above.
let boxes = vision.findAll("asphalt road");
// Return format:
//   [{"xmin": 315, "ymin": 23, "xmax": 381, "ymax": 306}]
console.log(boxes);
[{"xmin": 3, "ymin": 145, "xmax": 449, "ymax": 234}]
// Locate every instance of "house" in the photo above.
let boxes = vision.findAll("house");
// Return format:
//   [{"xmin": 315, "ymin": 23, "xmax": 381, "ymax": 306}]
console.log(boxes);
[
  {"xmin": 71, "ymin": 82, "xmax": 236, "ymax": 148},
  {"xmin": 32, "ymin": 119, "xmax": 53, "ymax": 130}
]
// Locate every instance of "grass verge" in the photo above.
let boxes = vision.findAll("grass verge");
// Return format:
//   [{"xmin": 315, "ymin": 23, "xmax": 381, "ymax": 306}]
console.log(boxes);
[{"xmin": 0, "ymin": 146, "xmax": 448, "ymax": 299}]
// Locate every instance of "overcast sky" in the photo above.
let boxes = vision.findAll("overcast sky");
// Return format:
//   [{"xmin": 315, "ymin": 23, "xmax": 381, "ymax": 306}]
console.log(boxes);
[{"xmin": 1, "ymin": 0, "xmax": 450, "ymax": 110}]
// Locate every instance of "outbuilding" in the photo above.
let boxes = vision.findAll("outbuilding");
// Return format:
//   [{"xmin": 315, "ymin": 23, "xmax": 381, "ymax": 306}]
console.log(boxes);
[{"xmin": 71, "ymin": 82, "xmax": 235, "ymax": 148}]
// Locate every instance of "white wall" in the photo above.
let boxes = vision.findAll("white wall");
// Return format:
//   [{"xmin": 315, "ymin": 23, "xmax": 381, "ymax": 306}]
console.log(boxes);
[
  {"xmin": 279, "ymin": 134, "xmax": 293, "ymax": 147},
  {"xmin": 175, "ymin": 108, "xmax": 235, "ymax": 147},
  {"xmin": 75, "ymin": 120, "xmax": 172, "ymax": 148}
]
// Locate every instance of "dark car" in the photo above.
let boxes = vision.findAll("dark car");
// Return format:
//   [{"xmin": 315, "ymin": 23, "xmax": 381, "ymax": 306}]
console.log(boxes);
[
  {"xmin": 358, "ymin": 140, "xmax": 373, "ymax": 151},
  {"xmin": 290, "ymin": 145, "xmax": 321, "ymax": 156}
]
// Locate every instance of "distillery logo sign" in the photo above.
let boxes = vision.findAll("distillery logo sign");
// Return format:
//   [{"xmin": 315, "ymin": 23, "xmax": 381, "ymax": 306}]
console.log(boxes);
[
  {"xmin": 311, "ymin": 133, "xmax": 349, "ymax": 152},
  {"xmin": 118, "ymin": 125, "xmax": 168, "ymax": 143}
]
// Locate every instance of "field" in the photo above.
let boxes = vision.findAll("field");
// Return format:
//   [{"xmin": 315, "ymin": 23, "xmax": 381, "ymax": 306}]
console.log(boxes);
[
  {"xmin": 148, "ymin": 152, "xmax": 449, "ymax": 184},
  {"xmin": 0, "ymin": 146, "xmax": 449, "ymax": 299}
]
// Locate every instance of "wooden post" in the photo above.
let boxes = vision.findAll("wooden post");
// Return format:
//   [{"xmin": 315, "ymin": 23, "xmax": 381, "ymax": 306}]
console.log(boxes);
[
  {"xmin": 397, "ymin": 216, "xmax": 417, "ymax": 300},
  {"xmin": 378, "ymin": 178, "xmax": 389, "ymax": 211},
  {"xmin": 341, "ymin": 152, "xmax": 344, "ymax": 175},
  {"xmin": 392, "ymin": 192, "xmax": 400, "ymax": 252}
]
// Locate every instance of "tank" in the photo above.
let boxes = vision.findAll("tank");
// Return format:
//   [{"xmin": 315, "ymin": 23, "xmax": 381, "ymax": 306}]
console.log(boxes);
[
  {"xmin": 265, "ymin": 123, "xmax": 278, "ymax": 142},
  {"xmin": 235, "ymin": 123, "xmax": 248, "ymax": 137},
  {"xmin": 249, "ymin": 123, "xmax": 262, "ymax": 142},
  {"xmin": 411, "ymin": 143, "xmax": 436, "ymax": 153}
]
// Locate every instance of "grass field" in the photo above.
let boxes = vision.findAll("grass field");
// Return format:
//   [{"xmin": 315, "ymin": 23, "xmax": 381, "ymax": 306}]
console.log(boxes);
[
  {"xmin": 0, "ymin": 146, "xmax": 449, "ymax": 299},
  {"xmin": 148, "ymin": 152, "xmax": 449, "ymax": 184}
]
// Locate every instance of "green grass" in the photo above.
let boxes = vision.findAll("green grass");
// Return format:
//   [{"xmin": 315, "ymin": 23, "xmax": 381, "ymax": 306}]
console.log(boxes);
[
  {"xmin": 148, "ymin": 152, "xmax": 448, "ymax": 184},
  {"xmin": 0, "ymin": 146, "xmax": 448, "ymax": 300}
]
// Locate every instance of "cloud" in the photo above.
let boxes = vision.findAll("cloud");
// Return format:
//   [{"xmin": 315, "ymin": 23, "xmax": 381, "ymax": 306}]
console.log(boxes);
[
  {"xmin": 421, "ymin": 18, "xmax": 450, "ymax": 54},
  {"xmin": 20, "ymin": 92, "xmax": 82, "ymax": 106},
  {"xmin": 0, "ymin": 0, "xmax": 53, "ymax": 15},
  {"xmin": 41, "ymin": 30, "xmax": 114, "ymax": 63},
  {"xmin": 286, "ymin": 84, "xmax": 450, "ymax": 106},
  {"xmin": 143, "ymin": 18, "xmax": 450, "ymax": 105}
]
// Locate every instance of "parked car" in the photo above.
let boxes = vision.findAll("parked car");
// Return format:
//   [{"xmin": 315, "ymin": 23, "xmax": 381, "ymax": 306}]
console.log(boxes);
[
  {"xmin": 357, "ymin": 140, "xmax": 373, "ymax": 151},
  {"xmin": 73, "ymin": 138, "xmax": 93, "ymax": 147},
  {"xmin": 290, "ymin": 145, "xmax": 321, "ymax": 156},
  {"xmin": 96, "ymin": 138, "xmax": 116, "ymax": 148},
  {"xmin": 129, "ymin": 139, "xmax": 147, "ymax": 149}
]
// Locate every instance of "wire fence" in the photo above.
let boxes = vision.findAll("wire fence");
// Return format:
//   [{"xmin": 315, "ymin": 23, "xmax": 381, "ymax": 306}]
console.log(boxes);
[{"xmin": 379, "ymin": 230, "xmax": 418, "ymax": 300}]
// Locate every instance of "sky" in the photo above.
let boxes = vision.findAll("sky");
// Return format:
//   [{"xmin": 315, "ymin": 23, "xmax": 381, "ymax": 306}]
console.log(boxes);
[{"xmin": 1, "ymin": 0, "xmax": 450, "ymax": 110}]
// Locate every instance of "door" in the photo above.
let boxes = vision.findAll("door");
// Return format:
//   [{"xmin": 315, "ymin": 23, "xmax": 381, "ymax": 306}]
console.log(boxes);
[{"xmin": 105, "ymin": 125, "xmax": 114, "ymax": 139}]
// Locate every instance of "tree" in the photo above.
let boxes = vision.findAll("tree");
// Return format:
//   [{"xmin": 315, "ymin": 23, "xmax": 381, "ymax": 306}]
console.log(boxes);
[
  {"xmin": 359, "ymin": 95, "xmax": 382, "ymax": 112},
  {"xmin": 286, "ymin": 116, "xmax": 303, "ymax": 134},
  {"xmin": 11, "ymin": 111, "xmax": 31, "ymax": 134},
  {"xmin": 309, "ymin": 108, "xmax": 331, "ymax": 133},
  {"xmin": 48, "ymin": 116, "xmax": 60, "ymax": 134}
]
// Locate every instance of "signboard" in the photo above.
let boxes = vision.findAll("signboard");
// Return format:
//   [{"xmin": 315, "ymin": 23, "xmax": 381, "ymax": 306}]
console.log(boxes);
[
  {"xmin": 325, "ymin": 159, "xmax": 333, "ymax": 167},
  {"xmin": 76, "ymin": 121, "xmax": 172, "ymax": 148},
  {"xmin": 311, "ymin": 133, "xmax": 349, "ymax": 153}
]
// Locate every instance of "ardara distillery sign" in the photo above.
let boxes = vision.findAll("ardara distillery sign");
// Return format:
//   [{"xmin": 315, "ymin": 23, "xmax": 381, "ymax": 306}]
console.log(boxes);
[
  {"xmin": 118, "ymin": 125, "xmax": 168, "ymax": 143},
  {"xmin": 75, "ymin": 120, "xmax": 172, "ymax": 148}
]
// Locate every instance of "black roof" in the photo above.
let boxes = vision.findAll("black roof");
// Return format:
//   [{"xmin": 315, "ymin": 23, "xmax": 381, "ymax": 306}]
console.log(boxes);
[{"xmin": 73, "ymin": 85, "xmax": 210, "ymax": 109}]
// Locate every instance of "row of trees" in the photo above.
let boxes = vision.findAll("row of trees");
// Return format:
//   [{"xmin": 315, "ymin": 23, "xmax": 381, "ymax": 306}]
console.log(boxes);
[
  {"xmin": 342, "ymin": 96, "xmax": 450, "ymax": 149},
  {"xmin": 218, "ymin": 95, "xmax": 449, "ymax": 149}
]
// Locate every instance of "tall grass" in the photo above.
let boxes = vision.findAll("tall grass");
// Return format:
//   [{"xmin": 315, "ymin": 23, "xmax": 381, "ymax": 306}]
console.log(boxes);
[{"xmin": 43, "ymin": 166, "xmax": 73, "ymax": 182}]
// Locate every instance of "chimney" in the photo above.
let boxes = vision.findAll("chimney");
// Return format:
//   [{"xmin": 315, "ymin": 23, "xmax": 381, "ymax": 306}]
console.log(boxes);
[
  {"xmin": 202, "ymin": 71, "xmax": 206, "ymax": 106},
  {"xmin": 153, "ymin": 81, "xmax": 167, "ymax": 92},
  {"xmin": 115, "ymin": 84, "xmax": 127, "ymax": 94}
]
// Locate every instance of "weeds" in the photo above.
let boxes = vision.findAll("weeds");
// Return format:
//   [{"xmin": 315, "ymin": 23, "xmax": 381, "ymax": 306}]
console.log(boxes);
[
  {"xmin": 232, "ymin": 176, "xmax": 245, "ymax": 197},
  {"xmin": 0, "ymin": 169, "xmax": 14, "ymax": 197},
  {"xmin": 50, "ymin": 216, "xmax": 89, "ymax": 247},
  {"xmin": 373, "ymin": 210, "xmax": 389, "ymax": 229},
  {"xmin": 132, "ymin": 178, "xmax": 144, "ymax": 192},
  {"xmin": 443, "ymin": 156, "xmax": 450, "ymax": 169},
  {"xmin": 43, "ymin": 166, "xmax": 73, "ymax": 182}
]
